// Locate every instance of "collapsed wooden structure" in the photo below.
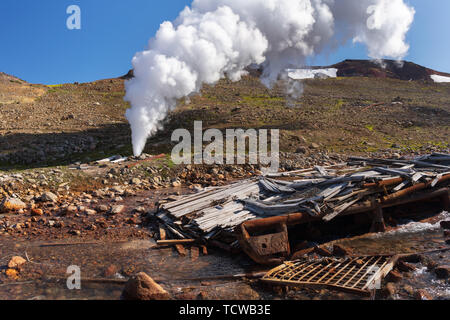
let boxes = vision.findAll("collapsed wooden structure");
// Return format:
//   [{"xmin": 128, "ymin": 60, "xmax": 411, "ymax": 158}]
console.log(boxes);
[{"xmin": 155, "ymin": 153, "xmax": 450, "ymax": 264}]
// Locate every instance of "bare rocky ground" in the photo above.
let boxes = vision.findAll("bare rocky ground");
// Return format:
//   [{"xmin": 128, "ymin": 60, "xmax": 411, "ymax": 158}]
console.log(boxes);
[{"xmin": 0, "ymin": 67, "xmax": 449, "ymax": 299}]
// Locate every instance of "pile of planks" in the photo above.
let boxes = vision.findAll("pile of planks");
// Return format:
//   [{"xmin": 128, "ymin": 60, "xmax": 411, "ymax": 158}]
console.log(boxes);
[{"xmin": 154, "ymin": 153, "xmax": 450, "ymax": 249}]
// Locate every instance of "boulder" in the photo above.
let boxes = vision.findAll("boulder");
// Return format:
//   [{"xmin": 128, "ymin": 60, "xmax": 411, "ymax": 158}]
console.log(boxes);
[
  {"xmin": 8, "ymin": 256, "xmax": 27, "ymax": 268},
  {"xmin": 0, "ymin": 197, "xmax": 26, "ymax": 212},
  {"xmin": 434, "ymin": 265, "xmax": 450, "ymax": 279},
  {"xmin": 396, "ymin": 260, "xmax": 416, "ymax": 272},
  {"xmin": 40, "ymin": 192, "xmax": 58, "ymax": 202},
  {"xmin": 382, "ymin": 282, "xmax": 396, "ymax": 298},
  {"xmin": 414, "ymin": 289, "xmax": 433, "ymax": 300},
  {"xmin": 314, "ymin": 246, "xmax": 333, "ymax": 257},
  {"xmin": 387, "ymin": 270, "xmax": 403, "ymax": 283},
  {"xmin": 31, "ymin": 208, "xmax": 44, "ymax": 216},
  {"xmin": 440, "ymin": 220, "xmax": 450, "ymax": 230},
  {"xmin": 110, "ymin": 205, "xmax": 125, "ymax": 215},
  {"xmin": 333, "ymin": 244, "xmax": 353, "ymax": 257},
  {"xmin": 122, "ymin": 272, "xmax": 171, "ymax": 300}
]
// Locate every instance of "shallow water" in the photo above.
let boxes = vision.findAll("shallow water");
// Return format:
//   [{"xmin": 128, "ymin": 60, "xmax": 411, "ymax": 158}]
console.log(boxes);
[{"xmin": 0, "ymin": 238, "xmax": 260, "ymax": 300}]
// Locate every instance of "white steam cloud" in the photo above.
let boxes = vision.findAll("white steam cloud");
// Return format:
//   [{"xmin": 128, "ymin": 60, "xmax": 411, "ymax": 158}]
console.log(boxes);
[{"xmin": 125, "ymin": 0, "xmax": 415, "ymax": 156}]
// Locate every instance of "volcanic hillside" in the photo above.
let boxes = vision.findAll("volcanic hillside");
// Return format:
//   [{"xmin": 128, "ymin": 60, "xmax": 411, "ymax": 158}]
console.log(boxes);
[
  {"xmin": 0, "ymin": 60, "xmax": 449, "ymax": 168},
  {"xmin": 329, "ymin": 59, "xmax": 450, "ymax": 81}
]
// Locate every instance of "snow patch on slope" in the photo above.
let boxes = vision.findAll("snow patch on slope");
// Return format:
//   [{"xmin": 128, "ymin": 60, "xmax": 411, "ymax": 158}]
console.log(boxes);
[
  {"xmin": 431, "ymin": 74, "xmax": 450, "ymax": 83},
  {"xmin": 287, "ymin": 68, "xmax": 338, "ymax": 80}
]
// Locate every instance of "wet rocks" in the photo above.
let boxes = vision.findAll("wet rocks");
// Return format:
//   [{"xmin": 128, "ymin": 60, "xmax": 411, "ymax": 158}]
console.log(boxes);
[
  {"xmin": 122, "ymin": 272, "xmax": 171, "ymax": 300},
  {"xmin": 396, "ymin": 260, "xmax": 416, "ymax": 272},
  {"xmin": 387, "ymin": 270, "xmax": 403, "ymax": 283},
  {"xmin": 314, "ymin": 246, "xmax": 332, "ymax": 257},
  {"xmin": 434, "ymin": 265, "xmax": 450, "ymax": 279},
  {"xmin": 291, "ymin": 247, "xmax": 315, "ymax": 260},
  {"xmin": 104, "ymin": 264, "xmax": 119, "ymax": 277},
  {"xmin": 414, "ymin": 289, "xmax": 433, "ymax": 300},
  {"xmin": 332, "ymin": 244, "xmax": 352, "ymax": 257},
  {"xmin": 0, "ymin": 197, "xmax": 26, "ymax": 212},
  {"xmin": 440, "ymin": 220, "xmax": 450, "ymax": 230},
  {"xmin": 8, "ymin": 256, "xmax": 26, "ymax": 268},
  {"xmin": 398, "ymin": 253, "xmax": 424, "ymax": 264},
  {"xmin": 402, "ymin": 284, "xmax": 415, "ymax": 296},
  {"xmin": 383, "ymin": 282, "xmax": 396, "ymax": 298}
]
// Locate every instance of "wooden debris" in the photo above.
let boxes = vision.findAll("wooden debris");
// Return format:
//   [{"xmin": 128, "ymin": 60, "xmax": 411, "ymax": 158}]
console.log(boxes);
[
  {"xmin": 156, "ymin": 239, "xmax": 196, "ymax": 246},
  {"xmin": 158, "ymin": 224, "xmax": 167, "ymax": 241},
  {"xmin": 153, "ymin": 153, "xmax": 450, "ymax": 263},
  {"xmin": 191, "ymin": 246, "xmax": 200, "ymax": 262},
  {"xmin": 175, "ymin": 244, "xmax": 187, "ymax": 257}
]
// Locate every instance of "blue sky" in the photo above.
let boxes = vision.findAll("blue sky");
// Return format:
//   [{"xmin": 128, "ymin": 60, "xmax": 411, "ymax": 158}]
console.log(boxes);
[{"xmin": 0, "ymin": 0, "xmax": 449, "ymax": 84}]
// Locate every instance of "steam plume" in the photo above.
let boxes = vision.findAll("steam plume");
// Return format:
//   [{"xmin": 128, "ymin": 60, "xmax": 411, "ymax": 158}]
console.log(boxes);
[{"xmin": 125, "ymin": 0, "xmax": 415, "ymax": 156}]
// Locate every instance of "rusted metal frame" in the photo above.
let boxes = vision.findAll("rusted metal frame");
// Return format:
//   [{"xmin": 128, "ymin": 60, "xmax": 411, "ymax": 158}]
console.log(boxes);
[
  {"xmin": 278, "ymin": 261, "xmax": 309, "ymax": 279},
  {"xmin": 305, "ymin": 262, "xmax": 342, "ymax": 283},
  {"xmin": 291, "ymin": 262, "xmax": 323, "ymax": 281},
  {"xmin": 361, "ymin": 259, "xmax": 389, "ymax": 291},
  {"xmin": 342, "ymin": 256, "xmax": 377, "ymax": 287},
  {"xmin": 349, "ymin": 257, "xmax": 383, "ymax": 289},
  {"xmin": 262, "ymin": 275, "xmax": 373, "ymax": 297},
  {"xmin": 323, "ymin": 258, "xmax": 355, "ymax": 284},
  {"xmin": 299, "ymin": 263, "xmax": 332, "ymax": 283},
  {"xmin": 330, "ymin": 261, "xmax": 359, "ymax": 286},
  {"xmin": 315, "ymin": 261, "xmax": 345, "ymax": 283},
  {"xmin": 361, "ymin": 255, "xmax": 397, "ymax": 291}
]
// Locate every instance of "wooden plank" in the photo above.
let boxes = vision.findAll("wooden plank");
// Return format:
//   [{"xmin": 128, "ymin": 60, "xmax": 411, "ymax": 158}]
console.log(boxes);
[
  {"xmin": 190, "ymin": 246, "xmax": 200, "ymax": 262},
  {"xmin": 159, "ymin": 224, "xmax": 167, "ymax": 240},
  {"xmin": 322, "ymin": 197, "xmax": 360, "ymax": 222},
  {"xmin": 157, "ymin": 239, "xmax": 195, "ymax": 245},
  {"xmin": 175, "ymin": 244, "xmax": 187, "ymax": 256}
]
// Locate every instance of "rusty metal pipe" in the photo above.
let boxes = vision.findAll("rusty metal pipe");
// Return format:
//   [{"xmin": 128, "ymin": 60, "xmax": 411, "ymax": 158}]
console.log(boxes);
[
  {"xmin": 241, "ymin": 212, "xmax": 316, "ymax": 234},
  {"xmin": 241, "ymin": 187, "xmax": 449, "ymax": 233},
  {"xmin": 363, "ymin": 177, "xmax": 404, "ymax": 188},
  {"xmin": 363, "ymin": 174, "xmax": 450, "ymax": 190},
  {"xmin": 342, "ymin": 188, "xmax": 449, "ymax": 216},
  {"xmin": 381, "ymin": 174, "xmax": 450, "ymax": 202}
]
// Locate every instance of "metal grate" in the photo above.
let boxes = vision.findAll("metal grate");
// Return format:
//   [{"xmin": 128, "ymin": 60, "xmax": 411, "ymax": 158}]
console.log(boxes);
[{"xmin": 262, "ymin": 255, "xmax": 397, "ymax": 296}]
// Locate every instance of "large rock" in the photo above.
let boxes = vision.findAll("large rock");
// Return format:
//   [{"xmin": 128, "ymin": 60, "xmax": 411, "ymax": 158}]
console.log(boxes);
[
  {"xmin": 414, "ymin": 289, "xmax": 433, "ymax": 300},
  {"xmin": 333, "ymin": 244, "xmax": 353, "ymax": 257},
  {"xmin": 109, "ymin": 205, "xmax": 125, "ymax": 215},
  {"xmin": 122, "ymin": 272, "xmax": 171, "ymax": 300},
  {"xmin": 8, "ymin": 256, "xmax": 27, "ymax": 268},
  {"xmin": 387, "ymin": 270, "xmax": 403, "ymax": 283},
  {"xmin": 434, "ymin": 265, "xmax": 450, "ymax": 279},
  {"xmin": 39, "ymin": 192, "xmax": 58, "ymax": 202},
  {"xmin": 0, "ymin": 197, "xmax": 26, "ymax": 212},
  {"xmin": 440, "ymin": 220, "xmax": 450, "ymax": 230}
]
